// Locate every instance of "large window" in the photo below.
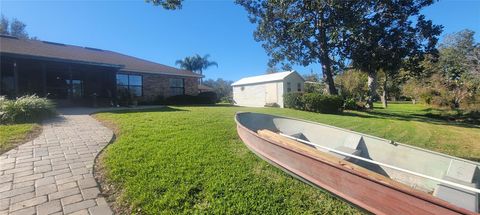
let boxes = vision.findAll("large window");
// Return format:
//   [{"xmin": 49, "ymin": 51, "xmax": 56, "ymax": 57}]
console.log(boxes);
[
  {"xmin": 117, "ymin": 74, "xmax": 142, "ymax": 97},
  {"xmin": 170, "ymin": 78, "xmax": 184, "ymax": 96}
]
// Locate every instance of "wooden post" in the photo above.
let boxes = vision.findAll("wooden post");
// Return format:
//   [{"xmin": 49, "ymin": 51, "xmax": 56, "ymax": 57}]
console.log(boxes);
[
  {"xmin": 13, "ymin": 60, "xmax": 18, "ymax": 97},
  {"xmin": 42, "ymin": 63, "xmax": 47, "ymax": 97}
]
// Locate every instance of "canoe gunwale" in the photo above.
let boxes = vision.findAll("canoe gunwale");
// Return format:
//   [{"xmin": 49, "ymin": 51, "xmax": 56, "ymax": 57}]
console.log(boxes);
[
  {"xmin": 236, "ymin": 111, "xmax": 479, "ymax": 166},
  {"xmin": 234, "ymin": 112, "xmax": 476, "ymax": 215}
]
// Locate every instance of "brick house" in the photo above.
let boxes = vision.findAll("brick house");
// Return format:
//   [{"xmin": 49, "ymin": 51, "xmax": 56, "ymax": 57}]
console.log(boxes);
[{"xmin": 0, "ymin": 35, "xmax": 201, "ymax": 106}]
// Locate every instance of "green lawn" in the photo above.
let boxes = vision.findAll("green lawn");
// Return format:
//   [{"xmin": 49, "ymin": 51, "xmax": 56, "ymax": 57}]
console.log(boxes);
[
  {"xmin": 94, "ymin": 103, "xmax": 480, "ymax": 214},
  {"xmin": 0, "ymin": 123, "xmax": 41, "ymax": 154}
]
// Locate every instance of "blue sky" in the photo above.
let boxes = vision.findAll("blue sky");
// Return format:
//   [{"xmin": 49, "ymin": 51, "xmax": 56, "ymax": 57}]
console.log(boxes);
[{"xmin": 1, "ymin": 0, "xmax": 479, "ymax": 81}]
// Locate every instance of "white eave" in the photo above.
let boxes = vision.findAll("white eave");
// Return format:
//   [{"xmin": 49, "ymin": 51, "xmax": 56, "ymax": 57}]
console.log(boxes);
[{"xmin": 231, "ymin": 71, "xmax": 297, "ymax": 86}]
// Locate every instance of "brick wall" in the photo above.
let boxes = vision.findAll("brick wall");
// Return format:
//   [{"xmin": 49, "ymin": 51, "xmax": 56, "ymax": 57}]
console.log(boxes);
[{"xmin": 121, "ymin": 72, "xmax": 199, "ymax": 102}]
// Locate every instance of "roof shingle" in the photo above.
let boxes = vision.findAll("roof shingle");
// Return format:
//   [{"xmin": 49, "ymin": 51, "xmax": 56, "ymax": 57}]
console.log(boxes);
[{"xmin": 0, "ymin": 35, "xmax": 201, "ymax": 78}]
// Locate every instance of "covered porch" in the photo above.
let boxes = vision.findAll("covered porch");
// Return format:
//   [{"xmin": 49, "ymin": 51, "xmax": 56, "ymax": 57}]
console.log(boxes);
[{"xmin": 0, "ymin": 56, "xmax": 119, "ymax": 107}]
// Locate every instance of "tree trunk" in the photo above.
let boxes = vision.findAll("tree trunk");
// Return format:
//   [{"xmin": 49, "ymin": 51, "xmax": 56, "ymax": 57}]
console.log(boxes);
[
  {"xmin": 321, "ymin": 63, "xmax": 337, "ymax": 95},
  {"xmin": 381, "ymin": 72, "xmax": 388, "ymax": 108},
  {"xmin": 318, "ymin": 30, "xmax": 337, "ymax": 95},
  {"xmin": 366, "ymin": 70, "xmax": 377, "ymax": 109}
]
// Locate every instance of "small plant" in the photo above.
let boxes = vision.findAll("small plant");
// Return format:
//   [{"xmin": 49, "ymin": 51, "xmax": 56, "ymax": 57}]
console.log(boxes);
[
  {"xmin": 0, "ymin": 95, "xmax": 56, "ymax": 124},
  {"xmin": 264, "ymin": 103, "xmax": 280, "ymax": 108}
]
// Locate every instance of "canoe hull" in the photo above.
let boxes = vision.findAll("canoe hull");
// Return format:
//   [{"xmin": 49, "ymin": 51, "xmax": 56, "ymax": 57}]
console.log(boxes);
[{"xmin": 236, "ymin": 120, "xmax": 475, "ymax": 215}]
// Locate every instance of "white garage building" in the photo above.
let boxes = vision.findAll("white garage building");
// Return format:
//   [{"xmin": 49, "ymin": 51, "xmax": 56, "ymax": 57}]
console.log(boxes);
[{"xmin": 231, "ymin": 71, "xmax": 305, "ymax": 108}]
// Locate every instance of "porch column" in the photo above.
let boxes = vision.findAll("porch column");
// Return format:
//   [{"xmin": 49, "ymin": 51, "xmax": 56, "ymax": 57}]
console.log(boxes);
[
  {"xmin": 13, "ymin": 60, "xmax": 18, "ymax": 97},
  {"xmin": 112, "ymin": 70, "xmax": 117, "ymax": 103},
  {"xmin": 68, "ymin": 65, "xmax": 73, "ymax": 100},
  {"xmin": 0, "ymin": 61, "xmax": 2, "ymax": 95},
  {"xmin": 42, "ymin": 63, "xmax": 47, "ymax": 97}
]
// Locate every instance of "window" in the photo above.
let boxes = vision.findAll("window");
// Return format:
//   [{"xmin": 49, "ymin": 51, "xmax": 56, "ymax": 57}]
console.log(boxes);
[
  {"xmin": 116, "ymin": 74, "xmax": 142, "ymax": 97},
  {"xmin": 170, "ymin": 78, "xmax": 184, "ymax": 96},
  {"xmin": 69, "ymin": 80, "xmax": 84, "ymax": 98},
  {"xmin": 287, "ymin": 82, "xmax": 291, "ymax": 92},
  {"xmin": 297, "ymin": 83, "xmax": 301, "ymax": 92}
]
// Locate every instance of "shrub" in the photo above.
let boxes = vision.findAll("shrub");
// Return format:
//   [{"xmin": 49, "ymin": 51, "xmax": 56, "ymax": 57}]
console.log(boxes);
[
  {"xmin": 166, "ymin": 93, "xmax": 218, "ymax": 105},
  {"xmin": 284, "ymin": 92, "xmax": 343, "ymax": 113},
  {"xmin": 302, "ymin": 93, "xmax": 344, "ymax": 113},
  {"xmin": 343, "ymin": 98, "xmax": 366, "ymax": 111},
  {"xmin": 0, "ymin": 95, "xmax": 56, "ymax": 124},
  {"xmin": 284, "ymin": 92, "xmax": 304, "ymax": 109},
  {"xmin": 220, "ymin": 96, "xmax": 234, "ymax": 104},
  {"xmin": 197, "ymin": 91, "xmax": 218, "ymax": 104},
  {"xmin": 138, "ymin": 96, "xmax": 166, "ymax": 106},
  {"xmin": 264, "ymin": 103, "xmax": 280, "ymax": 108}
]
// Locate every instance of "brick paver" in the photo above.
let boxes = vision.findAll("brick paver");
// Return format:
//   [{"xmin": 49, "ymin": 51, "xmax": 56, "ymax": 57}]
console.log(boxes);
[{"xmin": 0, "ymin": 109, "xmax": 114, "ymax": 215}]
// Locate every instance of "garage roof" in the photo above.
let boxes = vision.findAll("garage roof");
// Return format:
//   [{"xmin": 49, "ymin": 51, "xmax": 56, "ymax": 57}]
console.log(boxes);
[{"xmin": 231, "ymin": 71, "xmax": 300, "ymax": 86}]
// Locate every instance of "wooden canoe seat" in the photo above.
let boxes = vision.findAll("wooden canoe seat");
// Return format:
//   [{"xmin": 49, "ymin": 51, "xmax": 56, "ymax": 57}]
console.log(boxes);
[{"xmin": 433, "ymin": 160, "xmax": 479, "ymax": 212}]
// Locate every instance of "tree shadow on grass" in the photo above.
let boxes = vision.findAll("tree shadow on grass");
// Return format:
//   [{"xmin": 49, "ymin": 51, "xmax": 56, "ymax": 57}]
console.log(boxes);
[
  {"xmin": 344, "ymin": 109, "xmax": 480, "ymax": 129},
  {"xmin": 100, "ymin": 106, "xmax": 188, "ymax": 114}
]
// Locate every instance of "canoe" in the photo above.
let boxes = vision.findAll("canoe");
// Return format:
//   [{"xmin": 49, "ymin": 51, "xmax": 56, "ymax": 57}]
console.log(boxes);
[{"xmin": 235, "ymin": 112, "xmax": 479, "ymax": 215}]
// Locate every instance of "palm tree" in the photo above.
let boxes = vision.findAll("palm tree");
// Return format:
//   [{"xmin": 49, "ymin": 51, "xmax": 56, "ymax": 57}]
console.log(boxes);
[{"xmin": 176, "ymin": 54, "xmax": 218, "ymax": 83}]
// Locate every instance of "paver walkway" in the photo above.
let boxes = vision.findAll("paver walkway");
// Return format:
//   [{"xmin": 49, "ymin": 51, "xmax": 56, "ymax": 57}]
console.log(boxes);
[{"xmin": 0, "ymin": 109, "xmax": 114, "ymax": 215}]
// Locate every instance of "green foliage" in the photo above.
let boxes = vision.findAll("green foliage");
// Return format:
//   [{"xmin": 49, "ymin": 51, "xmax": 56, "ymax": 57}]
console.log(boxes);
[
  {"xmin": 202, "ymin": 78, "xmax": 233, "ymax": 103},
  {"xmin": 335, "ymin": 70, "xmax": 368, "ymax": 101},
  {"xmin": 402, "ymin": 30, "xmax": 480, "ymax": 110},
  {"xmin": 343, "ymin": 98, "xmax": 365, "ymax": 111},
  {"xmin": 0, "ymin": 95, "xmax": 56, "ymax": 124},
  {"xmin": 197, "ymin": 92, "xmax": 217, "ymax": 104},
  {"xmin": 303, "ymin": 71, "xmax": 324, "ymax": 94},
  {"xmin": 175, "ymin": 54, "xmax": 218, "ymax": 76},
  {"xmin": 235, "ymin": 1, "xmax": 369, "ymax": 95},
  {"xmin": 346, "ymin": 1, "xmax": 441, "ymax": 108},
  {"xmin": 166, "ymin": 93, "xmax": 217, "ymax": 105},
  {"xmin": 0, "ymin": 14, "xmax": 33, "ymax": 39},
  {"xmin": 264, "ymin": 103, "xmax": 280, "ymax": 108},
  {"xmin": 146, "ymin": 0, "xmax": 183, "ymax": 10},
  {"xmin": 304, "ymin": 82, "xmax": 325, "ymax": 94},
  {"xmin": 302, "ymin": 93, "xmax": 344, "ymax": 114},
  {"xmin": 284, "ymin": 93, "xmax": 344, "ymax": 114},
  {"xmin": 283, "ymin": 92, "xmax": 304, "ymax": 109},
  {"xmin": 138, "ymin": 95, "xmax": 166, "ymax": 106}
]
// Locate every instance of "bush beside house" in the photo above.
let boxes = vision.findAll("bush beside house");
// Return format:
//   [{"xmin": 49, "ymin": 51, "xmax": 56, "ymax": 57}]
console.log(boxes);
[{"xmin": 0, "ymin": 95, "xmax": 56, "ymax": 124}]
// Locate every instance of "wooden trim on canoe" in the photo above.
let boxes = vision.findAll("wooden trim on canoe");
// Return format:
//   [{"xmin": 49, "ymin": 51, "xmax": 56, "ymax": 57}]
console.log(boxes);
[
  {"xmin": 258, "ymin": 129, "xmax": 421, "ymax": 194},
  {"xmin": 235, "ymin": 117, "xmax": 476, "ymax": 214}
]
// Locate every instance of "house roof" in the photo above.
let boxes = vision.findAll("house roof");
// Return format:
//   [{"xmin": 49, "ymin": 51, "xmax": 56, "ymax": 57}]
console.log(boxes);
[
  {"xmin": 198, "ymin": 84, "xmax": 214, "ymax": 91},
  {"xmin": 0, "ymin": 35, "xmax": 202, "ymax": 78},
  {"xmin": 231, "ymin": 71, "xmax": 301, "ymax": 86}
]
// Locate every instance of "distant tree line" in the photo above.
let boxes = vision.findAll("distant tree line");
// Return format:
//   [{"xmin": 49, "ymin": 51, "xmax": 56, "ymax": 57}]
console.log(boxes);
[
  {"xmin": 202, "ymin": 78, "xmax": 233, "ymax": 103},
  {"xmin": 0, "ymin": 15, "xmax": 35, "ymax": 39}
]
